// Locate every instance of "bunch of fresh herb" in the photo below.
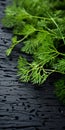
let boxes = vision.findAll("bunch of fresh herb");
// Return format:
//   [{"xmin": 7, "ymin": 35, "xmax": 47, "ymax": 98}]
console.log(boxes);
[{"xmin": 2, "ymin": 0, "xmax": 65, "ymax": 103}]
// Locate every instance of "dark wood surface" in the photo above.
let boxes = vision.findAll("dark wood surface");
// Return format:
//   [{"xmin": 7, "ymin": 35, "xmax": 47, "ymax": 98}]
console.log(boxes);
[{"xmin": 0, "ymin": 0, "xmax": 65, "ymax": 130}]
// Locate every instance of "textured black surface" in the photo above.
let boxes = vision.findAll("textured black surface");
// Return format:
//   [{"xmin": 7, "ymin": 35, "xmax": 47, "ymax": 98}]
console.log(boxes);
[{"xmin": 0, "ymin": 0, "xmax": 65, "ymax": 130}]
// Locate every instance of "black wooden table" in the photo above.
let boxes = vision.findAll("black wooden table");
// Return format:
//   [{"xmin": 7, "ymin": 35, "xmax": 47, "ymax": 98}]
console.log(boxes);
[{"xmin": 0, "ymin": 0, "xmax": 65, "ymax": 130}]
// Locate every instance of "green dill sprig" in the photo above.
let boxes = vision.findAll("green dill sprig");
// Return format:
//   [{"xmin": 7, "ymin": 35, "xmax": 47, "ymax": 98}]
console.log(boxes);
[{"xmin": 2, "ymin": 0, "xmax": 65, "ymax": 87}]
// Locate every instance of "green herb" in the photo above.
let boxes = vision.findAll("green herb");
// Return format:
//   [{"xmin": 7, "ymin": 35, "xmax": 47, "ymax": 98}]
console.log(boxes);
[{"xmin": 2, "ymin": 0, "xmax": 65, "ymax": 88}]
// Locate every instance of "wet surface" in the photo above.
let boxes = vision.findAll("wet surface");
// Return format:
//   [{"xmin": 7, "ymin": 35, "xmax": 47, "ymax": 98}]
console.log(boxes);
[{"xmin": 0, "ymin": 0, "xmax": 65, "ymax": 130}]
